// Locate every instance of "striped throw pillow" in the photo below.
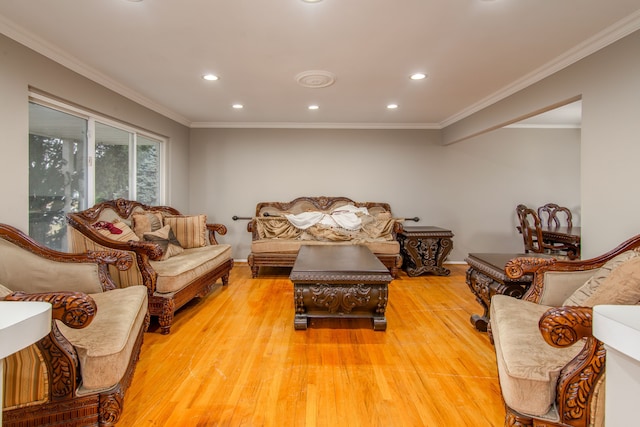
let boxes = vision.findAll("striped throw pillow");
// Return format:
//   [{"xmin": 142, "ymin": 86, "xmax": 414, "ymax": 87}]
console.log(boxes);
[{"xmin": 163, "ymin": 214, "xmax": 207, "ymax": 249}]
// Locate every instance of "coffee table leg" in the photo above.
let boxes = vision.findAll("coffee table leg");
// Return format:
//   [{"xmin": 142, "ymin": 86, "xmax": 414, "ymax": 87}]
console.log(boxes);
[
  {"xmin": 373, "ymin": 316, "xmax": 387, "ymax": 331},
  {"xmin": 294, "ymin": 315, "xmax": 308, "ymax": 330}
]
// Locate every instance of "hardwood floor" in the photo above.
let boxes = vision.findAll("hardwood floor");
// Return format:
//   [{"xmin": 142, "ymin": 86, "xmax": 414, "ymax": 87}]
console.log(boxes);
[{"xmin": 118, "ymin": 263, "xmax": 505, "ymax": 426}]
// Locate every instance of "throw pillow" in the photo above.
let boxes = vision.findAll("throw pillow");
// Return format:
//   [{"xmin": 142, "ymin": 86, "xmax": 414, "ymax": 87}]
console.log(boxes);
[
  {"xmin": 563, "ymin": 250, "xmax": 640, "ymax": 306},
  {"xmin": 582, "ymin": 256, "xmax": 640, "ymax": 306},
  {"xmin": 143, "ymin": 225, "xmax": 184, "ymax": 261},
  {"xmin": 95, "ymin": 220, "xmax": 140, "ymax": 242},
  {"xmin": 132, "ymin": 211, "xmax": 164, "ymax": 239},
  {"xmin": 163, "ymin": 214, "xmax": 207, "ymax": 249}
]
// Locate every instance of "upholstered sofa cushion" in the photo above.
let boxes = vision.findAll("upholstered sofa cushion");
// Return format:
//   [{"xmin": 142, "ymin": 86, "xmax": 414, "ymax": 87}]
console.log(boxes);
[
  {"xmin": 131, "ymin": 211, "xmax": 163, "ymax": 239},
  {"xmin": 0, "ymin": 238, "xmax": 104, "ymax": 294},
  {"xmin": 582, "ymin": 256, "xmax": 640, "ymax": 306},
  {"xmin": 490, "ymin": 295, "xmax": 583, "ymax": 417},
  {"xmin": 150, "ymin": 244, "xmax": 232, "ymax": 294},
  {"xmin": 251, "ymin": 239, "xmax": 400, "ymax": 255},
  {"xmin": 57, "ymin": 285, "xmax": 148, "ymax": 393},
  {"xmin": 563, "ymin": 250, "xmax": 640, "ymax": 306},
  {"xmin": 144, "ymin": 224, "xmax": 184, "ymax": 260},
  {"xmin": 163, "ymin": 214, "xmax": 207, "ymax": 249}
]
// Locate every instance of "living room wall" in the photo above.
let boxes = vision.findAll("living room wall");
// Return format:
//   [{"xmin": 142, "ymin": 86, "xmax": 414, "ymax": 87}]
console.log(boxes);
[
  {"xmin": 189, "ymin": 127, "xmax": 580, "ymax": 261},
  {"xmin": 0, "ymin": 34, "xmax": 191, "ymax": 232}
]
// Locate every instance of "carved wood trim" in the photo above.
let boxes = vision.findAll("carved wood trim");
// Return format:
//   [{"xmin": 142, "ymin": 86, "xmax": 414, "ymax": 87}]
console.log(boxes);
[
  {"xmin": 254, "ymin": 196, "xmax": 393, "ymax": 217},
  {"xmin": 539, "ymin": 306, "xmax": 604, "ymax": 427},
  {"xmin": 5, "ymin": 292, "xmax": 97, "ymax": 401}
]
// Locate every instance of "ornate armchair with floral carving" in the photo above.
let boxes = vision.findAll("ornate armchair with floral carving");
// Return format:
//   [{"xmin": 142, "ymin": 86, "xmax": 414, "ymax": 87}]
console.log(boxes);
[
  {"xmin": 0, "ymin": 224, "xmax": 149, "ymax": 427},
  {"xmin": 488, "ymin": 234, "xmax": 640, "ymax": 427}
]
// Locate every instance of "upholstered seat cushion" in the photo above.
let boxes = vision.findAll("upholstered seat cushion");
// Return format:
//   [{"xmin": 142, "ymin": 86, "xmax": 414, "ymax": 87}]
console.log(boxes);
[
  {"xmin": 251, "ymin": 239, "xmax": 400, "ymax": 255},
  {"xmin": 150, "ymin": 244, "xmax": 232, "ymax": 294},
  {"xmin": 490, "ymin": 295, "xmax": 583, "ymax": 417},
  {"xmin": 57, "ymin": 286, "xmax": 148, "ymax": 393}
]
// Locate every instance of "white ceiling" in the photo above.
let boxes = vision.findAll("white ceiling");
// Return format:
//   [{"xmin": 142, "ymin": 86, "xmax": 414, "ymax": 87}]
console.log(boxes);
[{"xmin": 1, "ymin": 0, "xmax": 639, "ymax": 129}]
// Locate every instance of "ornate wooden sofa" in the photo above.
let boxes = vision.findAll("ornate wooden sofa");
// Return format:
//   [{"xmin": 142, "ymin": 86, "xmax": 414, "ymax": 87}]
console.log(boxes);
[
  {"xmin": 489, "ymin": 234, "xmax": 640, "ymax": 427},
  {"xmin": 246, "ymin": 196, "xmax": 403, "ymax": 278},
  {"xmin": 67, "ymin": 199, "xmax": 234, "ymax": 334},
  {"xmin": 0, "ymin": 223, "xmax": 149, "ymax": 427}
]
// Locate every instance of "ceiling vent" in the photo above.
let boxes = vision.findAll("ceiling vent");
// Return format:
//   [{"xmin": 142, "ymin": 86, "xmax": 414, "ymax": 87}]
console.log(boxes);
[{"xmin": 295, "ymin": 70, "xmax": 336, "ymax": 88}]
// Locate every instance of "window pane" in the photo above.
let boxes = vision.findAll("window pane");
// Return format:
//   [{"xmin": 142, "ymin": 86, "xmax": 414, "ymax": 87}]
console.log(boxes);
[
  {"xmin": 29, "ymin": 102, "xmax": 87, "ymax": 251},
  {"xmin": 136, "ymin": 135, "xmax": 160, "ymax": 205},
  {"xmin": 95, "ymin": 122, "xmax": 131, "ymax": 202}
]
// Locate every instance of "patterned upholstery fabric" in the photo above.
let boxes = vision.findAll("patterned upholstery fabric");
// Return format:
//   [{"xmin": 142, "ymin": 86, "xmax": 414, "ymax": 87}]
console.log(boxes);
[{"xmin": 163, "ymin": 214, "xmax": 207, "ymax": 249}]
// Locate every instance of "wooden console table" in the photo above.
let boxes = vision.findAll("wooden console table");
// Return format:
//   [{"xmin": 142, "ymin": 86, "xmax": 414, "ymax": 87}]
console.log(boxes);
[
  {"xmin": 465, "ymin": 253, "xmax": 549, "ymax": 332},
  {"xmin": 397, "ymin": 226, "xmax": 454, "ymax": 276},
  {"xmin": 290, "ymin": 245, "xmax": 393, "ymax": 331}
]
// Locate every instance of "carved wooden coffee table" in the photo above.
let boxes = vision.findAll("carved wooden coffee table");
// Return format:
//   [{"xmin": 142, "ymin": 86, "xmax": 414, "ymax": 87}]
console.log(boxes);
[{"xmin": 290, "ymin": 245, "xmax": 393, "ymax": 331}]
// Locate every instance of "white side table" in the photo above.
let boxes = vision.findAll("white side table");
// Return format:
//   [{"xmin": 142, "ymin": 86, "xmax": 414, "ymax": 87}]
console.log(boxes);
[
  {"xmin": 0, "ymin": 301, "xmax": 52, "ymax": 425},
  {"xmin": 592, "ymin": 305, "xmax": 640, "ymax": 427}
]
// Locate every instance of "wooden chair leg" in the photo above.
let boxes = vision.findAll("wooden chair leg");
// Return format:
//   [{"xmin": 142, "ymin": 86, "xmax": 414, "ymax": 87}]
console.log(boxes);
[{"xmin": 505, "ymin": 406, "xmax": 533, "ymax": 427}]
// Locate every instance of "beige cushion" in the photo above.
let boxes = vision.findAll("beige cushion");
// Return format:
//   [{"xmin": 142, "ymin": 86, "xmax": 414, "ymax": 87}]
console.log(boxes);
[
  {"xmin": 95, "ymin": 220, "xmax": 139, "ymax": 242},
  {"xmin": 490, "ymin": 295, "xmax": 583, "ymax": 416},
  {"xmin": 563, "ymin": 250, "xmax": 640, "ymax": 306},
  {"xmin": 132, "ymin": 211, "xmax": 164, "ymax": 240},
  {"xmin": 144, "ymin": 224, "xmax": 184, "ymax": 261},
  {"xmin": 251, "ymin": 239, "xmax": 399, "ymax": 255},
  {"xmin": 150, "ymin": 244, "xmax": 232, "ymax": 294},
  {"xmin": 582, "ymin": 256, "xmax": 640, "ymax": 306},
  {"xmin": 163, "ymin": 214, "xmax": 207, "ymax": 249},
  {"xmin": 0, "ymin": 238, "xmax": 103, "ymax": 294},
  {"xmin": 56, "ymin": 286, "xmax": 148, "ymax": 393}
]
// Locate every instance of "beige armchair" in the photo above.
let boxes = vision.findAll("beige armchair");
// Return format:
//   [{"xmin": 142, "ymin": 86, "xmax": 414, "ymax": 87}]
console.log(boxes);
[
  {"xmin": 0, "ymin": 224, "xmax": 149, "ymax": 427},
  {"xmin": 489, "ymin": 234, "xmax": 640, "ymax": 427}
]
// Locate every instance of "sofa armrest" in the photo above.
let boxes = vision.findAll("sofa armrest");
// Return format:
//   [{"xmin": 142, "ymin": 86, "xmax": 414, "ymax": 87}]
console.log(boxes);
[
  {"xmin": 206, "ymin": 223, "xmax": 227, "ymax": 245},
  {"xmin": 4, "ymin": 291, "xmax": 97, "ymax": 400}
]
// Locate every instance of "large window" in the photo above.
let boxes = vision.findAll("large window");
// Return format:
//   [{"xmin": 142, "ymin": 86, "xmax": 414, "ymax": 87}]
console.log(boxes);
[{"xmin": 29, "ymin": 98, "xmax": 164, "ymax": 251}]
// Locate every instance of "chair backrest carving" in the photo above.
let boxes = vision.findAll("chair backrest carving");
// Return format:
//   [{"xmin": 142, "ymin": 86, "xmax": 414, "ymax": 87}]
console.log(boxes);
[{"xmin": 538, "ymin": 203, "xmax": 573, "ymax": 228}]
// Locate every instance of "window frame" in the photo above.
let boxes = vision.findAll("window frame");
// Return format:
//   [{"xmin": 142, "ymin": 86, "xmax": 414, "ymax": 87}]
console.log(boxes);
[{"xmin": 29, "ymin": 91, "xmax": 167, "ymax": 207}]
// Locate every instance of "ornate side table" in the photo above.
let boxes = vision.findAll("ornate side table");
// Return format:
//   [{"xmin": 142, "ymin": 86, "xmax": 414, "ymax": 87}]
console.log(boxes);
[
  {"xmin": 397, "ymin": 226, "xmax": 454, "ymax": 276},
  {"xmin": 465, "ymin": 253, "xmax": 549, "ymax": 332}
]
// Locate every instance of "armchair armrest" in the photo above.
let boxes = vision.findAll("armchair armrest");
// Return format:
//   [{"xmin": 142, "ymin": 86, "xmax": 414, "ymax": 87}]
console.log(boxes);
[
  {"xmin": 539, "ymin": 306, "xmax": 593, "ymax": 347},
  {"xmin": 538, "ymin": 306, "xmax": 605, "ymax": 426},
  {"xmin": 4, "ymin": 291, "xmax": 97, "ymax": 399},
  {"xmin": 206, "ymin": 223, "xmax": 227, "ymax": 245}
]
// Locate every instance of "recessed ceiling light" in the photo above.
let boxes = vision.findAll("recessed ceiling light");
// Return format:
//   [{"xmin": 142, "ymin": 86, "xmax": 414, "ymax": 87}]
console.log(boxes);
[
  {"xmin": 410, "ymin": 73, "xmax": 427, "ymax": 80},
  {"xmin": 308, "ymin": 105, "xmax": 319, "ymax": 110},
  {"xmin": 387, "ymin": 104, "xmax": 398, "ymax": 109},
  {"xmin": 302, "ymin": 0, "xmax": 323, "ymax": 3},
  {"xmin": 202, "ymin": 74, "xmax": 219, "ymax": 81},
  {"xmin": 232, "ymin": 104, "xmax": 243, "ymax": 109}
]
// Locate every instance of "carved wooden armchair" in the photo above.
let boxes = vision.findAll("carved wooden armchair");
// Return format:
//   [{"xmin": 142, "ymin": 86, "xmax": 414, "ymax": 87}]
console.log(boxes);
[
  {"xmin": 0, "ymin": 224, "xmax": 149, "ymax": 427},
  {"xmin": 489, "ymin": 234, "xmax": 640, "ymax": 427}
]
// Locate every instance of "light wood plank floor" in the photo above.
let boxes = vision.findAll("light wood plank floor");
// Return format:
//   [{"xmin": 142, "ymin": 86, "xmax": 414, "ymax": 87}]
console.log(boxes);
[{"xmin": 118, "ymin": 263, "xmax": 505, "ymax": 426}]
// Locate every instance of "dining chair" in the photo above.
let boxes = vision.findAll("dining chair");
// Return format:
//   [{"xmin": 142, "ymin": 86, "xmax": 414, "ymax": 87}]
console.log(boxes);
[
  {"xmin": 517, "ymin": 205, "xmax": 571, "ymax": 257},
  {"xmin": 537, "ymin": 203, "xmax": 573, "ymax": 228}
]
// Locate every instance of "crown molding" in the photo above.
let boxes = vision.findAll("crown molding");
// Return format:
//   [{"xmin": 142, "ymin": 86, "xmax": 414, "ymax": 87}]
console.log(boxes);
[
  {"xmin": 439, "ymin": 10, "xmax": 640, "ymax": 128},
  {"xmin": 190, "ymin": 121, "xmax": 441, "ymax": 130},
  {"xmin": 2, "ymin": 10, "xmax": 639, "ymax": 131},
  {"xmin": 0, "ymin": 14, "xmax": 191, "ymax": 127}
]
